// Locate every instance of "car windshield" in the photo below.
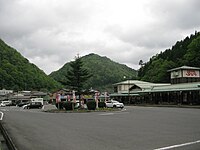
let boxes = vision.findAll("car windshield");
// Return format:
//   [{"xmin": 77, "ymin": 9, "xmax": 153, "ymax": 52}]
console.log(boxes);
[{"xmin": 112, "ymin": 100, "xmax": 119, "ymax": 103}]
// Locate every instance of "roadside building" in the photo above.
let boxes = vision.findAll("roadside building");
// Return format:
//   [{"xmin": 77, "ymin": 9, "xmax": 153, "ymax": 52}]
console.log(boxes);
[
  {"xmin": 144, "ymin": 66, "xmax": 200, "ymax": 105},
  {"xmin": 110, "ymin": 80, "xmax": 169, "ymax": 104},
  {"xmin": 0, "ymin": 89, "xmax": 13, "ymax": 101},
  {"xmin": 168, "ymin": 66, "xmax": 200, "ymax": 84},
  {"xmin": 9, "ymin": 91, "xmax": 48, "ymax": 105},
  {"xmin": 111, "ymin": 66, "xmax": 200, "ymax": 105}
]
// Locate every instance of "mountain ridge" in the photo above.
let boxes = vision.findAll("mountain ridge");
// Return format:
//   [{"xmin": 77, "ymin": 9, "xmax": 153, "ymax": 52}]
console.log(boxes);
[
  {"xmin": 50, "ymin": 53, "xmax": 138, "ymax": 92},
  {"xmin": 0, "ymin": 38, "xmax": 60, "ymax": 91}
]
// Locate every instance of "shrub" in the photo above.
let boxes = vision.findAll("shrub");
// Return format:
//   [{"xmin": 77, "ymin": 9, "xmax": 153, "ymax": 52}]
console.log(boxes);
[
  {"xmin": 55, "ymin": 102, "xmax": 64, "ymax": 110},
  {"xmin": 86, "ymin": 100, "xmax": 96, "ymax": 110},
  {"xmin": 63, "ymin": 101, "xmax": 74, "ymax": 111},
  {"xmin": 98, "ymin": 101, "xmax": 106, "ymax": 108}
]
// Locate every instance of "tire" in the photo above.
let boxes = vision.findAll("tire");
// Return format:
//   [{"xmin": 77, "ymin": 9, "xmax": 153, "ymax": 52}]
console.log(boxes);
[{"xmin": 113, "ymin": 105, "xmax": 116, "ymax": 108}]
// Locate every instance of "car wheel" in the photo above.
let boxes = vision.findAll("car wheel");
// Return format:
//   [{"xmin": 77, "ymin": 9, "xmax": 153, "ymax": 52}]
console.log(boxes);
[{"xmin": 113, "ymin": 105, "xmax": 116, "ymax": 108}]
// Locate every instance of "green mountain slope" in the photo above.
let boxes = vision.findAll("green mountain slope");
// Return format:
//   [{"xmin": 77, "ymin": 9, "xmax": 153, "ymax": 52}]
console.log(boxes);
[
  {"xmin": 138, "ymin": 31, "xmax": 200, "ymax": 83},
  {"xmin": 50, "ymin": 53, "xmax": 137, "ymax": 92},
  {"xmin": 0, "ymin": 39, "xmax": 60, "ymax": 91}
]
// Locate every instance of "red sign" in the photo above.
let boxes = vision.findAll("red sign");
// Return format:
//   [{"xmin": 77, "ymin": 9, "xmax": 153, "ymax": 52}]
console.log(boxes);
[{"xmin": 185, "ymin": 70, "xmax": 197, "ymax": 76}]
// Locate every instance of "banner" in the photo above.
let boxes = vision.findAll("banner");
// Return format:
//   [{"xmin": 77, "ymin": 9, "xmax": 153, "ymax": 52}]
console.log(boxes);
[
  {"xmin": 56, "ymin": 93, "xmax": 61, "ymax": 103},
  {"xmin": 73, "ymin": 90, "xmax": 76, "ymax": 103}
]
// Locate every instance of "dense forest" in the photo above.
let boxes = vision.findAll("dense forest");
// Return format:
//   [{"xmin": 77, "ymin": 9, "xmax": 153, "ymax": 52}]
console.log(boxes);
[
  {"xmin": 0, "ymin": 39, "xmax": 60, "ymax": 91},
  {"xmin": 50, "ymin": 53, "xmax": 137, "ymax": 92},
  {"xmin": 138, "ymin": 31, "xmax": 200, "ymax": 83}
]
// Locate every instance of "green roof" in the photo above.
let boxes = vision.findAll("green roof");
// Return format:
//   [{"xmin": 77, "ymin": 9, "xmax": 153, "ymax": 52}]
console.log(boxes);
[
  {"xmin": 142, "ymin": 82, "xmax": 200, "ymax": 93},
  {"xmin": 110, "ymin": 93, "xmax": 139, "ymax": 97},
  {"xmin": 113, "ymin": 80, "xmax": 169, "ymax": 90}
]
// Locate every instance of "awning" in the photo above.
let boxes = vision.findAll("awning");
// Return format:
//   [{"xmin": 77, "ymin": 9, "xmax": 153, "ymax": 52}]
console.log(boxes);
[{"xmin": 110, "ymin": 93, "xmax": 140, "ymax": 97}]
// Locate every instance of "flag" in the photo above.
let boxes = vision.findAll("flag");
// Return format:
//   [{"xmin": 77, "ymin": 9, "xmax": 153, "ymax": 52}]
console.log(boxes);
[
  {"xmin": 73, "ymin": 90, "xmax": 76, "ymax": 103},
  {"xmin": 56, "ymin": 93, "xmax": 61, "ymax": 103}
]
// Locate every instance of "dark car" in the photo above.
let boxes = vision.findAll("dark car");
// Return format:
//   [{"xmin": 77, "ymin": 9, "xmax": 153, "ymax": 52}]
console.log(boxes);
[
  {"xmin": 17, "ymin": 102, "xmax": 29, "ymax": 107},
  {"xmin": 24, "ymin": 102, "xmax": 43, "ymax": 109}
]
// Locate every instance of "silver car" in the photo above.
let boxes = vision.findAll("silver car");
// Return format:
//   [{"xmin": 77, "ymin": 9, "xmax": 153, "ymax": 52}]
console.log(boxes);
[{"xmin": 106, "ymin": 100, "xmax": 124, "ymax": 108}]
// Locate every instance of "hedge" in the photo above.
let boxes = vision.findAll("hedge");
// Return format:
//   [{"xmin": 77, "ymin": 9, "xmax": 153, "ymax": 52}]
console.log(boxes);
[{"xmin": 87, "ymin": 100, "xmax": 96, "ymax": 110}]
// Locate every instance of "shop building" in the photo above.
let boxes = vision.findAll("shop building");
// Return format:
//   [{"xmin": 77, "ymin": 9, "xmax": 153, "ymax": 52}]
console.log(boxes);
[{"xmin": 110, "ymin": 66, "xmax": 200, "ymax": 105}]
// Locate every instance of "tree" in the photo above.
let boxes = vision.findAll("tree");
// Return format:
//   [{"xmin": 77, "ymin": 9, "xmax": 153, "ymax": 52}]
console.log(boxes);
[
  {"xmin": 139, "ymin": 60, "xmax": 144, "ymax": 66},
  {"xmin": 63, "ymin": 55, "xmax": 91, "ymax": 106}
]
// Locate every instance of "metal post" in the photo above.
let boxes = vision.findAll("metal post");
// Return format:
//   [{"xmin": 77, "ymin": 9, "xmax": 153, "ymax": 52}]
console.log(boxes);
[{"xmin": 128, "ymin": 79, "xmax": 130, "ymax": 104}]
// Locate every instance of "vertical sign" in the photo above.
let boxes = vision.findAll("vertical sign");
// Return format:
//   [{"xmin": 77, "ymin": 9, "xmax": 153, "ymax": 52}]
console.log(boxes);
[{"xmin": 56, "ymin": 93, "xmax": 61, "ymax": 103}]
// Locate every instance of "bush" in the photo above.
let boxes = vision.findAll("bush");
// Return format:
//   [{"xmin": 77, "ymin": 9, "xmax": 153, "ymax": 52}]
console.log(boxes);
[
  {"xmin": 86, "ymin": 100, "xmax": 96, "ymax": 110},
  {"xmin": 55, "ymin": 102, "xmax": 64, "ymax": 110},
  {"xmin": 63, "ymin": 101, "xmax": 74, "ymax": 110},
  {"xmin": 98, "ymin": 101, "xmax": 106, "ymax": 108}
]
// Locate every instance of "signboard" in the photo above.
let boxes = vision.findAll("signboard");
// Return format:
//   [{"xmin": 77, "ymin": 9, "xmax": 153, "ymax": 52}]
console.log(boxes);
[{"xmin": 183, "ymin": 70, "xmax": 200, "ymax": 78}]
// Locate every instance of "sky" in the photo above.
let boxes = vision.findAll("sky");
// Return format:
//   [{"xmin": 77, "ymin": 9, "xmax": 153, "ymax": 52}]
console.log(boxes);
[{"xmin": 0, "ymin": 0, "xmax": 200, "ymax": 74}]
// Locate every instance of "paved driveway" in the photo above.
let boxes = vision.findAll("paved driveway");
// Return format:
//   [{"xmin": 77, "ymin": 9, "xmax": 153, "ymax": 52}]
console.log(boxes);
[{"xmin": 1, "ymin": 106, "xmax": 200, "ymax": 150}]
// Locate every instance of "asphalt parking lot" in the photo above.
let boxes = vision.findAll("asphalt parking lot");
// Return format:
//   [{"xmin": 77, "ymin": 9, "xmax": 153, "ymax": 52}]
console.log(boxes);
[{"xmin": 0, "ymin": 106, "xmax": 200, "ymax": 150}]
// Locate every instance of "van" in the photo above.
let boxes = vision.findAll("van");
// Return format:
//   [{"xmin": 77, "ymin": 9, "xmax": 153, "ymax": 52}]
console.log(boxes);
[{"xmin": 31, "ymin": 98, "xmax": 43, "ymax": 105}]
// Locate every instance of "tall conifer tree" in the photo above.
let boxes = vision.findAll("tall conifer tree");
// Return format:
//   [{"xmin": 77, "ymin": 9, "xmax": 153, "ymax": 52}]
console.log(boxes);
[{"xmin": 64, "ymin": 55, "xmax": 91, "ymax": 105}]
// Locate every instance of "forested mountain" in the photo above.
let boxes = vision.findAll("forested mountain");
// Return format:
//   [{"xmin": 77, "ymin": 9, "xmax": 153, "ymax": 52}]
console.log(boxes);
[
  {"xmin": 0, "ymin": 39, "xmax": 60, "ymax": 91},
  {"xmin": 50, "ymin": 53, "xmax": 137, "ymax": 92},
  {"xmin": 138, "ymin": 31, "xmax": 200, "ymax": 83}
]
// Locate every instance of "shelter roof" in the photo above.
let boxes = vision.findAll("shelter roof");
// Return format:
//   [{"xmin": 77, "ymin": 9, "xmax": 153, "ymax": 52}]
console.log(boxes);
[
  {"xmin": 114, "ymin": 80, "xmax": 170, "ymax": 90},
  {"xmin": 168, "ymin": 66, "xmax": 200, "ymax": 72},
  {"xmin": 142, "ymin": 82, "xmax": 200, "ymax": 93}
]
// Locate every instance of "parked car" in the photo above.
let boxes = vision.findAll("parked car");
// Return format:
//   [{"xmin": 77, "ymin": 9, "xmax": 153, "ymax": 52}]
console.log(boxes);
[
  {"xmin": 105, "ymin": 100, "xmax": 124, "ymax": 108},
  {"xmin": 17, "ymin": 102, "xmax": 29, "ymax": 107},
  {"xmin": 0, "ymin": 101, "xmax": 12, "ymax": 107},
  {"xmin": 23, "ymin": 102, "xmax": 43, "ymax": 109}
]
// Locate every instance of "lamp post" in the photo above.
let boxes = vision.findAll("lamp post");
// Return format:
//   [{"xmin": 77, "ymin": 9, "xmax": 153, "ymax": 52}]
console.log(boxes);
[{"xmin": 124, "ymin": 76, "xmax": 131, "ymax": 104}]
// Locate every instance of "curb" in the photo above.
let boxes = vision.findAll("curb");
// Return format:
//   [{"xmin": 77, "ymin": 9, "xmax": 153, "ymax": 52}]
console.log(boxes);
[{"xmin": 0, "ymin": 121, "xmax": 18, "ymax": 150}]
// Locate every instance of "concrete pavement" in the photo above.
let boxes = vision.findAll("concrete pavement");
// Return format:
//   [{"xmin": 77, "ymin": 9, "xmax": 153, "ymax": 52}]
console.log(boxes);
[{"xmin": 0, "ymin": 106, "xmax": 200, "ymax": 150}]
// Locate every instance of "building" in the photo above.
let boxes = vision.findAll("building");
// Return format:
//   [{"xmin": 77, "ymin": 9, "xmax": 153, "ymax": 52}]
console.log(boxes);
[
  {"xmin": 3, "ymin": 91, "xmax": 48, "ymax": 105},
  {"xmin": 0, "ymin": 89, "xmax": 13, "ymax": 101},
  {"xmin": 168, "ymin": 66, "xmax": 200, "ymax": 84},
  {"xmin": 111, "ymin": 66, "xmax": 200, "ymax": 105},
  {"xmin": 110, "ymin": 80, "xmax": 169, "ymax": 104}
]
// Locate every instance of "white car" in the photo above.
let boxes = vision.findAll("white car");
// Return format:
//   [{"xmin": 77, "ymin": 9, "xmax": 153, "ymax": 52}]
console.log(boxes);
[
  {"xmin": 0, "ymin": 101, "xmax": 11, "ymax": 107},
  {"xmin": 106, "ymin": 100, "xmax": 124, "ymax": 108}
]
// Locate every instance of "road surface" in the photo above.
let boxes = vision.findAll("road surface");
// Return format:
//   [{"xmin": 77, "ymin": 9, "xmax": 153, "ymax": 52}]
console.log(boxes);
[{"xmin": 0, "ymin": 106, "xmax": 200, "ymax": 150}]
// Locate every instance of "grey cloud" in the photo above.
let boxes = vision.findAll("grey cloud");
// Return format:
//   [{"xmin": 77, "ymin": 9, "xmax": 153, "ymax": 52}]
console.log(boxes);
[
  {"xmin": 105, "ymin": 0, "xmax": 200, "ymax": 51},
  {"xmin": 148, "ymin": 0, "xmax": 200, "ymax": 30},
  {"xmin": 1, "ymin": 0, "xmax": 200, "ymax": 74}
]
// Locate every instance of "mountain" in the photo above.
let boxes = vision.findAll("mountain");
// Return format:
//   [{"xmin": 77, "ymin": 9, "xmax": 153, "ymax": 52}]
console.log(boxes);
[
  {"xmin": 138, "ymin": 31, "xmax": 200, "ymax": 83},
  {"xmin": 0, "ymin": 39, "xmax": 60, "ymax": 91},
  {"xmin": 50, "ymin": 53, "xmax": 137, "ymax": 92}
]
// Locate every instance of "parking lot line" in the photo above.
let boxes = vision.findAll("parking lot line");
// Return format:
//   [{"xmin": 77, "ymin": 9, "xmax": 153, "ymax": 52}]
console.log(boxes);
[
  {"xmin": 99, "ymin": 113, "xmax": 115, "ymax": 116},
  {"xmin": 154, "ymin": 140, "xmax": 200, "ymax": 150},
  {"xmin": 98, "ymin": 112, "xmax": 129, "ymax": 116}
]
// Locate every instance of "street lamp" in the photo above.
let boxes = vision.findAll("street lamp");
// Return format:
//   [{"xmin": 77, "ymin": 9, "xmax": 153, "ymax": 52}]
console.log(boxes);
[{"xmin": 124, "ymin": 76, "xmax": 131, "ymax": 104}]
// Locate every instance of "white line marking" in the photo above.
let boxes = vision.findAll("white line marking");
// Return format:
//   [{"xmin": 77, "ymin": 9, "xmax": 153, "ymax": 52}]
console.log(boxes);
[
  {"xmin": 154, "ymin": 140, "xmax": 200, "ymax": 150},
  {"xmin": 99, "ymin": 112, "xmax": 129, "ymax": 116},
  {"xmin": 99, "ymin": 113, "xmax": 114, "ymax": 116},
  {"xmin": 0, "ymin": 111, "xmax": 4, "ymax": 120}
]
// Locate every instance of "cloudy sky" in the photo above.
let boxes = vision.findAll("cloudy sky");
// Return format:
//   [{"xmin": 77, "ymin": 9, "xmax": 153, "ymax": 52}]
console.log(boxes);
[{"xmin": 0, "ymin": 0, "xmax": 200, "ymax": 74}]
